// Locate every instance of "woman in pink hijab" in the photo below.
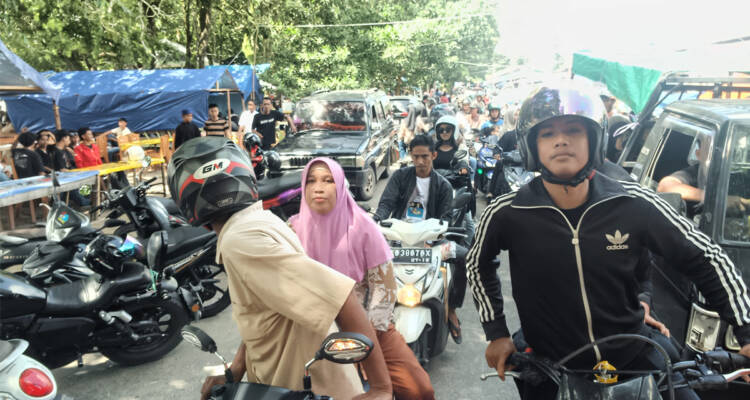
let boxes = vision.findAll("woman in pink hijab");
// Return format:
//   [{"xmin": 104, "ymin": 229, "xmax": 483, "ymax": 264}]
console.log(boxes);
[{"xmin": 290, "ymin": 157, "xmax": 434, "ymax": 400}]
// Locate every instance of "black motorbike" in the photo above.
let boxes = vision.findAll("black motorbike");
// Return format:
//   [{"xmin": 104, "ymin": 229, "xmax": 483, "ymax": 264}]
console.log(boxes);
[
  {"xmin": 481, "ymin": 333, "xmax": 750, "ymax": 400},
  {"xmin": 181, "ymin": 325, "xmax": 374, "ymax": 400},
  {"xmin": 0, "ymin": 230, "xmax": 189, "ymax": 369}
]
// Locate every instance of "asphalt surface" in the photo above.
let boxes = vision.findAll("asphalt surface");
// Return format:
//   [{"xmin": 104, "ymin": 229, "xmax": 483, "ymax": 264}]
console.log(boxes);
[{"xmin": 52, "ymin": 166, "xmax": 522, "ymax": 399}]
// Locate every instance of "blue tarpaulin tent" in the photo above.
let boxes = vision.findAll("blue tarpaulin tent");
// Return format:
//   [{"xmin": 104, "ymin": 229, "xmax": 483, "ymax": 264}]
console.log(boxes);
[
  {"xmin": 206, "ymin": 65, "xmax": 264, "ymax": 101},
  {"xmin": 0, "ymin": 38, "xmax": 60, "ymax": 102},
  {"xmin": 2, "ymin": 68, "xmax": 239, "ymax": 133}
]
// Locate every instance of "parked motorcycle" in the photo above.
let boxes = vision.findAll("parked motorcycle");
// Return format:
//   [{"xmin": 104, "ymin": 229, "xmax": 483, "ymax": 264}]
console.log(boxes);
[
  {"xmin": 0, "ymin": 230, "xmax": 189, "ymax": 369},
  {"xmin": 0, "ymin": 338, "xmax": 57, "ymax": 400},
  {"xmin": 181, "ymin": 325, "xmax": 373, "ymax": 400},
  {"xmin": 378, "ymin": 214, "xmax": 469, "ymax": 366}
]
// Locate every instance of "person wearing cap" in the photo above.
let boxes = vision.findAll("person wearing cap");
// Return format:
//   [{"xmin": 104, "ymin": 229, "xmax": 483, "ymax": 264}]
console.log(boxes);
[
  {"xmin": 12, "ymin": 132, "xmax": 45, "ymax": 178},
  {"xmin": 174, "ymin": 109, "xmax": 201, "ymax": 150}
]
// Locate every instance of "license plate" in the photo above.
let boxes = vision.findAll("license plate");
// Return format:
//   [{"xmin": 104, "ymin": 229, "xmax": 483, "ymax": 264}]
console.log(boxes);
[{"xmin": 392, "ymin": 248, "xmax": 432, "ymax": 264}]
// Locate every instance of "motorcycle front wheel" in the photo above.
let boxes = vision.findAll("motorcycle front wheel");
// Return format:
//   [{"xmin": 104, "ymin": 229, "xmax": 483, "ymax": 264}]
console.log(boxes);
[
  {"xmin": 190, "ymin": 264, "xmax": 231, "ymax": 318},
  {"xmin": 100, "ymin": 296, "xmax": 187, "ymax": 366}
]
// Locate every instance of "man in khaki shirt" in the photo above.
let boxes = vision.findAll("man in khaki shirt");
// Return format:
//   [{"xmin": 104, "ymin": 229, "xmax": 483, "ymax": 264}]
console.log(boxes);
[
  {"xmin": 214, "ymin": 203, "xmax": 362, "ymax": 397},
  {"xmin": 170, "ymin": 137, "xmax": 392, "ymax": 400}
]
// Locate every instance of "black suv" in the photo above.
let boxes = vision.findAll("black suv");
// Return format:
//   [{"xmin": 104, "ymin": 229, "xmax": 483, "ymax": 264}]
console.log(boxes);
[{"xmin": 275, "ymin": 89, "xmax": 399, "ymax": 200}]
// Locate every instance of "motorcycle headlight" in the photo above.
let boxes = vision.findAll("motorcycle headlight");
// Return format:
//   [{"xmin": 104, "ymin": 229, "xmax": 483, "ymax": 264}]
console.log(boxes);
[{"xmin": 397, "ymin": 284, "xmax": 422, "ymax": 307}]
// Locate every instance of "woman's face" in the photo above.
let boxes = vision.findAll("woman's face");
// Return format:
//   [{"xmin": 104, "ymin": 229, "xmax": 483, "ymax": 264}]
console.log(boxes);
[
  {"xmin": 436, "ymin": 123, "xmax": 454, "ymax": 142},
  {"xmin": 305, "ymin": 162, "xmax": 337, "ymax": 215}
]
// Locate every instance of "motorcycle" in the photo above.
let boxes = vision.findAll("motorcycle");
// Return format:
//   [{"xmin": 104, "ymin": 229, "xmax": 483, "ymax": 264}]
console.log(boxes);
[
  {"xmin": 378, "ymin": 208, "xmax": 470, "ymax": 365},
  {"xmin": 475, "ymin": 136, "xmax": 498, "ymax": 194},
  {"xmin": 181, "ymin": 325, "xmax": 373, "ymax": 400},
  {"xmin": 435, "ymin": 148, "xmax": 476, "ymax": 239},
  {"xmin": 497, "ymin": 149, "xmax": 535, "ymax": 194},
  {"xmin": 481, "ymin": 333, "xmax": 750, "ymax": 400},
  {"xmin": 0, "ymin": 230, "xmax": 189, "ymax": 369},
  {"xmin": 0, "ymin": 338, "xmax": 57, "ymax": 400}
]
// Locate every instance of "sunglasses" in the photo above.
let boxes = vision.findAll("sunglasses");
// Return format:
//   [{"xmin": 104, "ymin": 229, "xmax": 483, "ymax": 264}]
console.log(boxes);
[{"xmin": 437, "ymin": 127, "xmax": 454, "ymax": 134}]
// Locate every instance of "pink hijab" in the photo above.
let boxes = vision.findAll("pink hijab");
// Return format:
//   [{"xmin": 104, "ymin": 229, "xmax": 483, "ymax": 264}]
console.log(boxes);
[{"xmin": 290, "ymin": 157, "xmax": 392, "ymax": 282}]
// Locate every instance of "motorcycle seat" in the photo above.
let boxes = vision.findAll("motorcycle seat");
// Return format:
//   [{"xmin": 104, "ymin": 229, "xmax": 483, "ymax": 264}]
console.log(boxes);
[
  {"xmin": 0, "ymin": 235, "xmax": 29, "ymax": 245},
  {"xmin": 43, "ymin": 263, "xmax": 152, "ymax": 316},
  {"xmin": 149, "ymin": 196, "xmax": 183, "ymax": 217},
  {"xmin": 164, "ymin": 226, "xmax": 216, "ymax": 261},
  {"xmin": 257, "ymin": 169, "xmax": 302, "ymax": 199}
]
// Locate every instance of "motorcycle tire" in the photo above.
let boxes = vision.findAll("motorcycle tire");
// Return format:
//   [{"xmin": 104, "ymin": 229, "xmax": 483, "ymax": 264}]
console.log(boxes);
[
  {"xmin": 99, "ymin": 296, "xmax": 187, "ymax": 366},
  {"xmin": 190, "ymin": 264, "xmax": 231, "ymax": 318},
  {"xmin": 408, "ymin": 329, "xmax": 430, "ymax": 367}
]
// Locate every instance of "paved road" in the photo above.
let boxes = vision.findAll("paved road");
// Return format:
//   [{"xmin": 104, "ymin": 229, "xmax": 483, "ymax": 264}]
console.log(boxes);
[{"xmin": 53, "ymin": 167, "xmax": 522, "ymax": 399}]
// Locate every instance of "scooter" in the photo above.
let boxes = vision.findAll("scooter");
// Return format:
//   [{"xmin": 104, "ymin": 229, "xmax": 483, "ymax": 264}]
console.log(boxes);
[
  {"xmin": 181, "ymin": 325, "xmax": 373, "ymax": 400},
  {"xmin": 0, "ymin": 231, "xmax": 189, "ymax": 369},
  {"xmin": 378, "ymin": 215, "xmax": 468, "ymax": 366},
  {"xmin": 499, "ymin": 150, "xmax": 535, "ymax": 193},
  {"xmin": 475, "ymin": 136, "xmax": 498, "ymax": 194},
  {"xmin": 0, "ymin": 338, "xmax": 57, "ymax": 400}
]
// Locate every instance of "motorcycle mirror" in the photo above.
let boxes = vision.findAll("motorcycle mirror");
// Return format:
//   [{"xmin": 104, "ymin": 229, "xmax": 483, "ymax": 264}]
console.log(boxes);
[
  {"xmin": 180, "ymin": 326, "xmax": 218, "ymax": 353},
  {"xmin": 315, "ymin": 332, "xmax": 373, "ymax": 364},
  {"xmin": 142, "ymin": 155, "xmax": 152, "ymax": 169},
  {"xmin": 147, "ymin": 230, "xmax": 168, "ymax": 269},
  {"xmin": 453, "ymin": 149, "xmax": 468, "ymax": 160},
  {"xmin": 79, "ymin": 184, "xmax": 92, "ymax": 197}
]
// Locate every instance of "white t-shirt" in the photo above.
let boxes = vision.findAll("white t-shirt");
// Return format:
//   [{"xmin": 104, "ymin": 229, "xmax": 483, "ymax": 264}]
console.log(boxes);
[
  {"xmin": 405, "ymin": 176, "xmax": 430, "ymax": 221},
  {"xmin": 112, "ymin": 126, "xmax": 132, "ymax": 137},
  {"xmin": 238, "ymin": 110, "xmax": 258, "ymax": 133}
]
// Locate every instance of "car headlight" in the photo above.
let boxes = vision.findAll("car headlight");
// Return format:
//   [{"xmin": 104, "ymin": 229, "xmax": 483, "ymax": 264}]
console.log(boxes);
[
  {"xmin": 336, "ymin": 156, "xmax": 366, "ymax": 168},
  {"xmin": 397, "ymin": 284, "xmax": 422, "ymax": 307}
]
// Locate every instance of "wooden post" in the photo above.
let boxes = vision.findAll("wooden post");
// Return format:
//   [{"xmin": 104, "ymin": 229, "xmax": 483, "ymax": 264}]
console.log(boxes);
[{"xmin": 53, "ymin": 101, "xmax": 62, "ymax": 130}]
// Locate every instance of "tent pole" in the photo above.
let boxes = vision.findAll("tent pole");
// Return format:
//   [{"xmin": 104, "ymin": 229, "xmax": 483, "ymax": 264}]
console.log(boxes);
[{"xmin": 53, "ymin": 101, "xmax": 61, "ymax": 130}]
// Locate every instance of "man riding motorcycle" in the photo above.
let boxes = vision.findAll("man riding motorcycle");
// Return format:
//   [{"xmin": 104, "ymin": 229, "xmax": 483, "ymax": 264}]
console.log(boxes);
[
  {"xmin": 168, "ymin": 137, "xmax": 392, "ymax": 400},
  {"xmin": 467, "ymin": 81, "xmax": 750, "ymax": 399},
  {"xmin": 480, "ymin": 103, "xmax": 503, "ymax": 134},
  {"xmin": 374, "ymin": 134, "xmax": 469, "ymax": 344}
]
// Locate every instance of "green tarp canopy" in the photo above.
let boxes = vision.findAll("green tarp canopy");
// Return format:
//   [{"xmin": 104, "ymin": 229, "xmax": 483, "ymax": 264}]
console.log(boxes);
[{"xmin": 572, "ymin": 42, "xmax": 750, "ymax": 114}]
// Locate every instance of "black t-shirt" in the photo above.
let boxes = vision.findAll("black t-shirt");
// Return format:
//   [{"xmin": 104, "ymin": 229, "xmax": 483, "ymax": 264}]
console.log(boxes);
[
  {"xmin": 252, "ymin": 110, "xmax": 285, "ymax": 147},
  {"xmin": 12, "ymin": 148, "xmax": 44, "ymax": 178},
  {"xmin": 497, "ymin": 130, "xmax": 518, "ymax": 152},
  {"xmin": 561, "ymin": 198, "xmax": 591, "ymax": 227},
  {"xmin": 36, "ymin": 147, "xmax": 52, "ymax": 169},
  {"xmin": 669, "ymin": 164, "xmax": 699, "ymax": 187},
  {"xmin": 50, "ymin": 146, "xmax": 74, "ymax": 171},
  {"xmin": 174, "ymin": 121, "xmax": 201, "ymax": 149},
  {"xmin": 434, "ymin": 147, "xmax": 457, "ymax": 170}
]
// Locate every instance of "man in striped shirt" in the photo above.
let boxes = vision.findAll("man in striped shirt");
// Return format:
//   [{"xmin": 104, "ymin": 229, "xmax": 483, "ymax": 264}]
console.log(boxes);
[{"xmin": 204, "ymin": 103, "xmax": 230, "ymax": 138}]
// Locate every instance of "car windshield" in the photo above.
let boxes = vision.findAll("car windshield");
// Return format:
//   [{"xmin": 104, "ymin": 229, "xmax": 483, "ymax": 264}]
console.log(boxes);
[
  {"xmin": 391, "ymin": 100, "xmax": 409, "ymax": 114},
  {"xmin": 293, "ymin": 100, "xmax": 366, "ymax": 132}
]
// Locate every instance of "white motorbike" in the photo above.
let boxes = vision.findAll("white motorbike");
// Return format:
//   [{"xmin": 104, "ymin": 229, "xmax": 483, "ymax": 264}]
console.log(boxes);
[
  {"xmin": 0, "ymin": 338, "xmax": 57, "ymax": 400},
  {"xmin": 379, "ymin": 218, "xmax": 465, "ymax": 365}
]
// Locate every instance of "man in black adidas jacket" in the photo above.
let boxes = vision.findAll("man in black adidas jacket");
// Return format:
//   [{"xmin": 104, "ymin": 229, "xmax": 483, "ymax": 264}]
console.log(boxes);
[{"xmin": 468, "ymin": 83, "xmax": 750, "ymax": 399}]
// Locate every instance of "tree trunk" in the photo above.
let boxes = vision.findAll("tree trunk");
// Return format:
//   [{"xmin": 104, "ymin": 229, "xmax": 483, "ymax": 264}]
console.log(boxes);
[
  {"xmin": 184, "ymin": 0, "xmax": 193, "ymax": 68},
  {"xmin": 142, "ymin": 0, "xmax": 160, "ymax": 68},
  {"xmin": 197, "ymin": 0, "xmax": 211, "ymax": 68}
]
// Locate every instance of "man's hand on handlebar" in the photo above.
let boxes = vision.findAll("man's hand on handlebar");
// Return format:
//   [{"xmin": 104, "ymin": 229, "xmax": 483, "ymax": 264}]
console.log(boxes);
[
  {"xmin": 740, "ymin": 344, "xmax": 750, "ymax": 382},
  {"xmin": 200, "ymin": 375, "xmax": 226, "ymax": 400},
  {"xmin": 486, "ymin": 337, "xmax": 517, "ymax": 381}
]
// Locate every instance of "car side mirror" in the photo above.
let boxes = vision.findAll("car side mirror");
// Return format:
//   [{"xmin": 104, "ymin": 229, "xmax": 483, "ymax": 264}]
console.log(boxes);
[
  {"xmin": 315, "ymin": 332, "xmax": 373, "ymax": 364},
  {"xmin": 657, "ymin": 192, "xmax": 687, "ymax": 217},
  {"xmin": 147, "ymin": 230, "xmax": 168, "ymax": 270}
]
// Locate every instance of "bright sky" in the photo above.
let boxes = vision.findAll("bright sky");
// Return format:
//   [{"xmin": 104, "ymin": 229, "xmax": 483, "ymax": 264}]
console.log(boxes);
[{"xmin": 492, "ymin": 0, "xmax": 750, "ymax": 70}]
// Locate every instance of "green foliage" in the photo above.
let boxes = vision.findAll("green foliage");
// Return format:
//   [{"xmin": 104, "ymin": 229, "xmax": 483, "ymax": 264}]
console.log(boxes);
[{"xmin": 0, "ymin": 0, "xmax": 503, "ymax": 98}]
